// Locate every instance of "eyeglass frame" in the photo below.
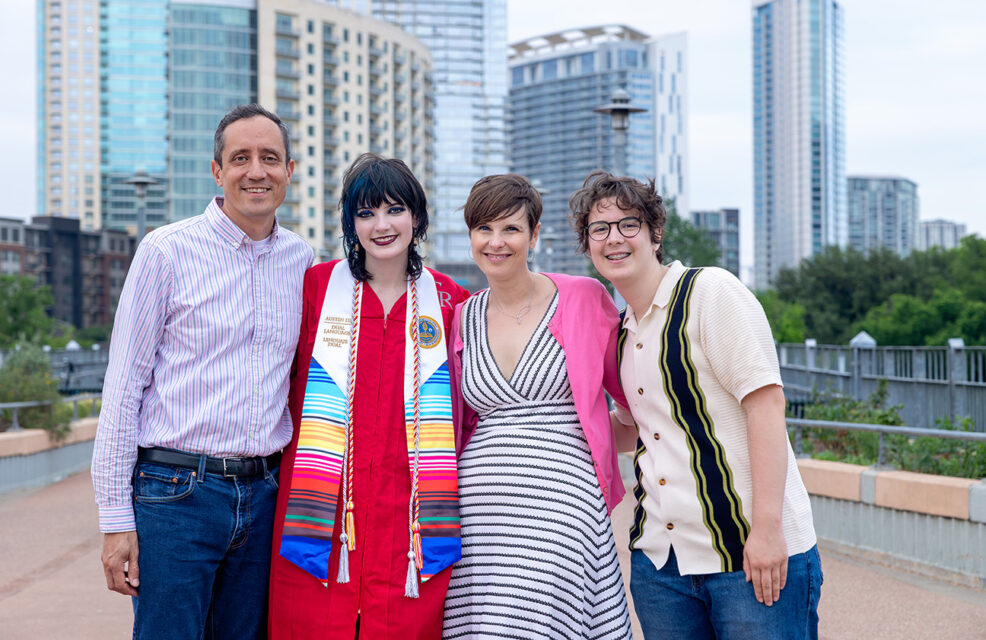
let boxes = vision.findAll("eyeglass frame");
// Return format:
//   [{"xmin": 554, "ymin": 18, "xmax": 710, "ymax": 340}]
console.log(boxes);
[{"xmin": 586, "ymin": 216, "xmax": 645, "ymax": 242}]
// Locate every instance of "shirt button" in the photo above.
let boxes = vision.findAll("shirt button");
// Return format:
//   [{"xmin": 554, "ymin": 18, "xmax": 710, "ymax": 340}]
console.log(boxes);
[
  {"xmin": 659, "ymin": 478, "xmax": 667, "ymax": 486},
  {"xmin": 636, "ymin": 343, "xmax": 643, "ymax": 350},
  {"xmin": 666, "ymin": 523, "xmax": 674, "ymax": 531},
  {"xmin": 637, "ymin": 388, "xmax": 644, "ymax": 395},
  {"xmin": 653, "ymin": 433, "xmax": 661, "ymax": 440}
]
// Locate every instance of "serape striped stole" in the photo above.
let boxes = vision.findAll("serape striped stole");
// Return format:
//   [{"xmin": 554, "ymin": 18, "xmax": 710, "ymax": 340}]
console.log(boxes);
[{"xmin": 279, "ymin": 263, "xmax": 461, "ymax": 584}]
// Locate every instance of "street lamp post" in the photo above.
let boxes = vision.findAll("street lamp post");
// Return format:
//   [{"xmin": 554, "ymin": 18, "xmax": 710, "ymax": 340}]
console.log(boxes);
[
  {"xmin": 124, "ymin": 171, "xmax": 158, "ymax": 244},
  {"xmin": 594, "ymin": 88, "xmax": 647, "ymax": 177}
]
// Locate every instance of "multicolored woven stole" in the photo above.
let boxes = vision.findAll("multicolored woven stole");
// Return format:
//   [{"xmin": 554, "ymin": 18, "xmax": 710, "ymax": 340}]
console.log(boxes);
[{"xmin": 279, "ymin": 262, "xmax": 461, "ymax": 590}]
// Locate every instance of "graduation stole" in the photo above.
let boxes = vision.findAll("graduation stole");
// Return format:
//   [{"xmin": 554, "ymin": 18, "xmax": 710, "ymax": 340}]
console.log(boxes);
[{"xmin": 279, "ymin": 261, "xmax": 461, "ymax": 597}]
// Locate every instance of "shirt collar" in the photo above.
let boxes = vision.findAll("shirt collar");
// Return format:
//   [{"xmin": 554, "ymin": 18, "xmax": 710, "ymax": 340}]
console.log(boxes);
[
  {"xmin": 622, "ymin": 260, "xmax": 688, "ymax": 330},
  {"xmin": 206, "ymin": 197, "xmax": 280, "ymax": 251}
]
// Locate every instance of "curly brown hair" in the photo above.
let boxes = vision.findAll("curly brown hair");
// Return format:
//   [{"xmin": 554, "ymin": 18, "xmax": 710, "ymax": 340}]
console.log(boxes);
[{"xmin": 569, "ymin": 170, "xmax": 666, "ymax": 262}]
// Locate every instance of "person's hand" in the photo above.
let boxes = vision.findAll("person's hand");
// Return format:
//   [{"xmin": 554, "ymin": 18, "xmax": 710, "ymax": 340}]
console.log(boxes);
[
  {"xmin": 742, "ymin": 523, "xmax": 787, "ymax": 606},
  {"xmin": 101, "ymin": 531, "xmax": 139, "ymax": 596}
]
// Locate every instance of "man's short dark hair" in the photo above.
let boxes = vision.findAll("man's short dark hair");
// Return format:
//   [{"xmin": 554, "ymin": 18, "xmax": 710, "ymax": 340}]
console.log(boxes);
[
  {"xmin": 569, "ymin": 170, "xmax": 666, "ymax": 262},
  {"xmin": 214, "ymin": 104, "xmax": 291, "ymax": 167},
  {"xmin": 463, "ymin": 174, "xmax": 542, "ymax": 235}
]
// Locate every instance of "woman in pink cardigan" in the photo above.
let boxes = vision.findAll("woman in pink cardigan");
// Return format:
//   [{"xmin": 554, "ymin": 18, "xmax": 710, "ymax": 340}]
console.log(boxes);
[{"xmin": 441, "ymin": 174, "xmax": 637, "ymax": 639}]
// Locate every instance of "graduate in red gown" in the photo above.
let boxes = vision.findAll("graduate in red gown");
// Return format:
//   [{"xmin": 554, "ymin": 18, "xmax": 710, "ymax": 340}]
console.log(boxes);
[{"xmin": 269, "ymin": 153, "xmax": 470, "ymax": 639}]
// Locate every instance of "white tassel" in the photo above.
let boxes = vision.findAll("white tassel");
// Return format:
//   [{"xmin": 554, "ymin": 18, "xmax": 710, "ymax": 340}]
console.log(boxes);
[
  {"xmin": 404, "ymin": 551, "xmax": 420, "ymax": 598},
  {"xmin": 336, "ymin": 533, "xmax": 350, "ymax": 583}
]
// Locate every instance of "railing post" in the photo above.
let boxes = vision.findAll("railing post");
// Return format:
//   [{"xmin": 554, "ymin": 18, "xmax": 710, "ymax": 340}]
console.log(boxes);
[
  {"xmin": 948, "ymin": 338, "xmax": 966, "ymax": 422},
  {"xmin": 849, "ymin": 331, "xmax": 876, "ymax": 402},
  {"xmin": 9, "ymin": 407, "xmax": 22, "ymax": 432},
  {"xmin": 92, "ymin": 396, "xmax": 99, "ymax": 416},
  {"xmin": 794, "ymin": 424, "xmax": 804, "ymax": 457},
  {"xmin": 805, "ymin": 339, "xmax": 817, "ymax": 391},
  {"xmin": 877, "ymin": 432, "xmax": 888, "ymax": 467},
  {"xmin": 72, "ymin": 399, "xmax": 79, "ymax": 422}
]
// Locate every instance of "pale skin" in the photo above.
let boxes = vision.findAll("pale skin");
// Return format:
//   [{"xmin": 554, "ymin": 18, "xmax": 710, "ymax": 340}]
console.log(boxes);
[
  {"xmin": 101, "ymin": 115, "xmax": 295, "ymax": 596},
  {"xmin": 587, "ymin": 198, "xmax": 789, "ymax": 607},
  {"xmin": 353, "ymin": 199, "xmax": 417, "ymax": 315},
  {"xmin": 468, "ymin": 207, "xmax": 557, "ymax": 379}
]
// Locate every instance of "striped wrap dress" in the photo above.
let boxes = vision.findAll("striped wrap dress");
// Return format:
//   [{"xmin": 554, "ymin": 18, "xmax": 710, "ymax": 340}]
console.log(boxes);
[{"xmin": 442, "ymin": 290, "xmax": 633, "ymax": 639}]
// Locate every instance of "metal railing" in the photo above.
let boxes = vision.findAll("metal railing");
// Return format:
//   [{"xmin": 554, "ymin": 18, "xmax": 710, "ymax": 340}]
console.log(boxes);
[
  {"xmin": 779, "ymin": 341, "xmax": 986, "ymax": 432},
  {"xmin": 787, "ymin": 417, "xmax": 986, "ymax": 468},
  {"xmin": 0, "ymin": 393, "xmax": 100, "ymax": 432}
]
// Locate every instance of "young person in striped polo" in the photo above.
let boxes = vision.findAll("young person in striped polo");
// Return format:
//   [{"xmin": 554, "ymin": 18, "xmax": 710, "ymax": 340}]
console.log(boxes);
[{"xmin": 571, "ymin": 171, "xmax": 821, "ymax": 640}]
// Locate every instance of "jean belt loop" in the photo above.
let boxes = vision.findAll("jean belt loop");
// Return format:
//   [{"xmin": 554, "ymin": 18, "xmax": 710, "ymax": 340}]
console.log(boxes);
[
  {"xmin": 196, "ymin": 454, "xmax": 207, "ymax": 483},
  {"xmin": 261, "ymin": 455, "xmax": 270, "ymax": 479}
]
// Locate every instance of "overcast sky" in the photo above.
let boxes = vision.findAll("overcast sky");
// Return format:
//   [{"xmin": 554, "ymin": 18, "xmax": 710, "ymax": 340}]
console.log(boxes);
[{"xmin": 2, "ymin": 1, "xmax": 984, "ymax": 276}]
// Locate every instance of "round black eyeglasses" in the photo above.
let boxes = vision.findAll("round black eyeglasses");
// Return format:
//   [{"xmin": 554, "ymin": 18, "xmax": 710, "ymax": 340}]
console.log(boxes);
[{"xmin": 587, "ymin": 217, "xmax": 643, "ymax": 241}]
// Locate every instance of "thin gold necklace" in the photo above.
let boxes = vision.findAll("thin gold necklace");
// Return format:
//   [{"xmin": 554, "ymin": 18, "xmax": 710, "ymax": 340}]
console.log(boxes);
[{"xmin": 490, "ymin": 276, "xmax": 537, "ymax": 325}]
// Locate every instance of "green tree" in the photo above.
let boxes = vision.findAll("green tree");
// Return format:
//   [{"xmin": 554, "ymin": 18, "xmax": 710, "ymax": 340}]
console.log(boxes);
[
  {"xmin": 0, "ymin": 343, "xmax": 68, "ymax": 437},
  {"xmin": 661, "ymin": 214, "xmax": 720, "ymax": 268},
  {"xmin": 757, "ymin": 289, "xmax": 807, "ymax": 343},
  {"xmin": 0, "ymin": 276, "xmax": 54, "ymax": 349}
]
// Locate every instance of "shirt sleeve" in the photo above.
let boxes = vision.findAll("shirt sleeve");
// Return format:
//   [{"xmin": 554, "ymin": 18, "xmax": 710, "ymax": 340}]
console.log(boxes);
[
  {"xmin": 699, "ymin": 269, "xmax": 783, "ymax": 404},
  {"xmin": 91, "ymin": 239, "xmax": 173, "ymax": 532}
]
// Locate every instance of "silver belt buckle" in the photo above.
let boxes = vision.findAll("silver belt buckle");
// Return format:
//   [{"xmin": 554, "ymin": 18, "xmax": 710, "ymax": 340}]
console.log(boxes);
[{"xmin": 222, "ymin": 458, "xmax": 235, "ymax": 478}]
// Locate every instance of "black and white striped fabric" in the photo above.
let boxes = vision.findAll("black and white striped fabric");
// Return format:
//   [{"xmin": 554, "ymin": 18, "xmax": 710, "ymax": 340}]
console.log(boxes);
[{"xmin": 443, "ymin": 291, "xmax": 632, "ymax": 640}]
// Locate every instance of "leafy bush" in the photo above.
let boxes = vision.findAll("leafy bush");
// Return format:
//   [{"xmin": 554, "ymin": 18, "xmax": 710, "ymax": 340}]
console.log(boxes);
[
  {"xmin": 0, "ymin": 344, "xmax": 70, "ymax": 439},
  {"xmin": 790, "ymin": 380, "xmax": 986, "ymax": 478}
]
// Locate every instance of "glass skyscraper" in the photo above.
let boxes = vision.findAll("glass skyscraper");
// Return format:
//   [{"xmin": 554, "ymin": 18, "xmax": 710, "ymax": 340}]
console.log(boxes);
[
  {"xmin": 367, "ymin": 0, "xmax": 509, "ymax": 275},
  {"xmin": 752, "ymin": 0, "xmax": 846, "ymax": 288},
  {"xmin": 100, "ymin": 0, "xmax": 169, "ymax": 231},
  {"xmin": 847, "ymin": 176, "xmax": 919, "ymax": 256},
  {"xmin": 168, "ymin": 0, "xmax": 257, "ymax": 222},
  {"xmin": 510, "ymin": 25, "xmax": 686, "ymax": 276}
]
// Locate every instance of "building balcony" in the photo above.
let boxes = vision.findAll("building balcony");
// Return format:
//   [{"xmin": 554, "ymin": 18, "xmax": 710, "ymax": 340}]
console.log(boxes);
[
  {"xmin": 370, "ymin": 142, "xmax": 386, "ymax": 155},
  {"xmin": 275, "ymin": 45, "xmax": 300, "ymax": 59},
  {"xmin": 394, "ymin": 50, "xmax": 407, "ymax": 65},
  {"xmin": 370, "ymin": 85, "xmax": 386, "ymax": 97},
  {"xmin": 323, "ymin": 94, "xmax": 340, "ymax": 106},
  {"xmin": 324, "ymin": 33, "xmax": 340, "ymax": 46},
  {"xmin": 394, "ymin": 110, "xmax": 406, "ymax": 122},
  {"xmin": 369, "ymin": 62, "xmax": 383, "ymax": 78},
  {"xmin": 276, "ymin": 66, "xmax": 300, "ymax": 79},
  {"xmin": 394, "ymin": 91, "xmax": 406, "ymax": 104},
  {"xmin": 393, "ymin": 72, "xmax": 407, "ymax": 85},
  {"xmin": 325, "ymin": 136, "xmax": 341, "ymax": 147},
  {"xmin": 369, "ymin": 44, "xmax": 385, "ymax": 58},
  {"xmin": 323, "ymin": 52, "xmax": 341, "ymax": 66},
  {"xmin": 370, "ymin": 124, "xmax": 386, "ymax": 137},
  {"xmin": 323, "ymin": 114, "xmax": 340, "ymax": 127},
  {"xmin": 369, "ymin": 104, "xmax": 386, "ymax": 116},
  {"xmin": 276, "ymin": 87, "xmax": 301, "ymax": 101},
  {"xmin": 275, "ymin": 23, "xmax": 301, "ymax": 38},
  {"xmin": 280, "ymin": 109, "xmax": 302, "ymax": 122},
  {"xmin": 323, "ymin": 74, "xmax": 340, "ymax": 87}
]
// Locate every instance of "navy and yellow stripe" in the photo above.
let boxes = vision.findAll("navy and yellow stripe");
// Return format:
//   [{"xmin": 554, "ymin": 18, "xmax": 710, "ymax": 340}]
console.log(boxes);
[
  {"xmin": 660, "ymin": 268, "xmax": 749, "ymax": 572},
  {"xmin": 616, "ymin": 310, "xmax": 649, "ymax": 550}
]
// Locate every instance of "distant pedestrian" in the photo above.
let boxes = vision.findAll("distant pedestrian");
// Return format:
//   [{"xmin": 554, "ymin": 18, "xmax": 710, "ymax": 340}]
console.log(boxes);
[
  {"xmin": 92, "ymin": 103, "xmax": 313, "ymax": 640},
  {"xmin": 572, "ymin": 170, "xmax": 821, "ymax": 640}
]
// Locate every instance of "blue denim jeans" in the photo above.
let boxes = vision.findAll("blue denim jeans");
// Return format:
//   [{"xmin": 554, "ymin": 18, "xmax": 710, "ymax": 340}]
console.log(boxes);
[
  {"xmin": 131, "ymin": 458, "xmax": 279, "ymax": 640},
  {"xmin": 630, "ymin": 545, "xmax": 822, "ymax": 640}
]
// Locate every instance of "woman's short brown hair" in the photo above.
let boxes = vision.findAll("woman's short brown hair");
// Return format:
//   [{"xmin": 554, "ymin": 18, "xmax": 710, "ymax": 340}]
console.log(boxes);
[
  {"xmin": 463, "ymin": 174, "xmax": 542, "ymax": 233},
  {"xmin": 569, "ymin": 170, "xmax": 666, "ymax": 262}
]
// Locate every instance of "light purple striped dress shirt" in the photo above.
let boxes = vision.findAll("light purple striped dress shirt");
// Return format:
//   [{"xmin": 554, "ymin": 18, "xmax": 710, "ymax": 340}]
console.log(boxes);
[{"xmin": 92, "ymin": 197, "xmax": 314, "ymax": 532}]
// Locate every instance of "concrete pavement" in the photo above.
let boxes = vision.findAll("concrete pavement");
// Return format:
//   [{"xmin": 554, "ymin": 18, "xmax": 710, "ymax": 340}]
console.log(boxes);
[{"xmin": 1, "ymin": 471, "xmax": 984, "ymax": 639}]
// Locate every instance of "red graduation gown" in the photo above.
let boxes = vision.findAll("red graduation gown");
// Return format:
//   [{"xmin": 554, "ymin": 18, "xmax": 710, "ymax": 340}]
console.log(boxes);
[{"xmin": 269, "ymin": 260, "xmax": 469, "ymax": 639}]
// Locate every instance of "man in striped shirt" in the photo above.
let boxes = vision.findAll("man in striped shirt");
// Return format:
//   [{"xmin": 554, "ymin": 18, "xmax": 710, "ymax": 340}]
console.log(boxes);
[
  {"xmin": 573, "ymin": 171, "xmax": 821, "ymax": 640},
  {"xmin": 92, "ymin": 104, "xmax": 313, "ymax": 640}
]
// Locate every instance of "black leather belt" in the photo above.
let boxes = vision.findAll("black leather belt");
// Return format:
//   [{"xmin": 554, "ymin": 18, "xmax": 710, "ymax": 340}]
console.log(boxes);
[{"xmin": 137, "ymin": 446, "xmax": 281, "ymax": 478}]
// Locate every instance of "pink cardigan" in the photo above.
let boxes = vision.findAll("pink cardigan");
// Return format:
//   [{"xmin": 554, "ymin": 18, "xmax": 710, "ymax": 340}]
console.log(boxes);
[{"xmin": 450, "ymin": 273, "xmax": 630, "ymax": 513}]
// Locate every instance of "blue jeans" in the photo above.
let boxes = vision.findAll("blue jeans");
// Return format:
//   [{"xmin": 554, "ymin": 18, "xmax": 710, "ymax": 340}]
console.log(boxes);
[
  {"xmin": 630, "ymin": 545, "xmax": 822, "ymax": 640},
  {"xmin": 131, "ymin": 458, "xmax": 279, "ymax": 640}
]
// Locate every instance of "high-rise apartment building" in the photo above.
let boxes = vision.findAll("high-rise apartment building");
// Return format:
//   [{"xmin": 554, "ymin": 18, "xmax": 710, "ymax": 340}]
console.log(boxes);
[
  {"xmin": 691, "ymin": 208, "xmax": 740, "ymax": 276},
  {"xmin": 920, "ymin": 219, "xmax": 968, "ymax": 251},
  {"xmin": 36, "ymin": 0, "xmax": 102, "ymax": 229},
  {"xmin": 37, "ymin": 0, "xmax": 435, "ymax": 260},
  {"xmin": 651, "ymin": 32, "xmax": 689, "ymax": 217},
  {"xmin": 366, "ymin": 0, "xmax": 509, "ymax": 280},
  {"xmin": 509, "ymin": 25, "xmax": 688, "ymax": 275},
  {"xmin": 847, "ymin": 176, "xmax": 918, "ymax": 256},
  {"xmin": 752, "ymin": 0, "xmax": 845, "ymax": 288}
]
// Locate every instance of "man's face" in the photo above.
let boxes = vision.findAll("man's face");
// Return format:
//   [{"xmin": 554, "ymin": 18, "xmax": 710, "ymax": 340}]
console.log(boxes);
[{"xmin": 211, "ymin": 116, "xmax": 294, "ymax": 232}]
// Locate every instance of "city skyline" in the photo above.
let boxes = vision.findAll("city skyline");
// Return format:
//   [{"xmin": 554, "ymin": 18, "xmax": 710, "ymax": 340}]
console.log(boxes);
[{"xmin": 3, "ymin": 0, "xmax": 985, "ymax": 283}]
